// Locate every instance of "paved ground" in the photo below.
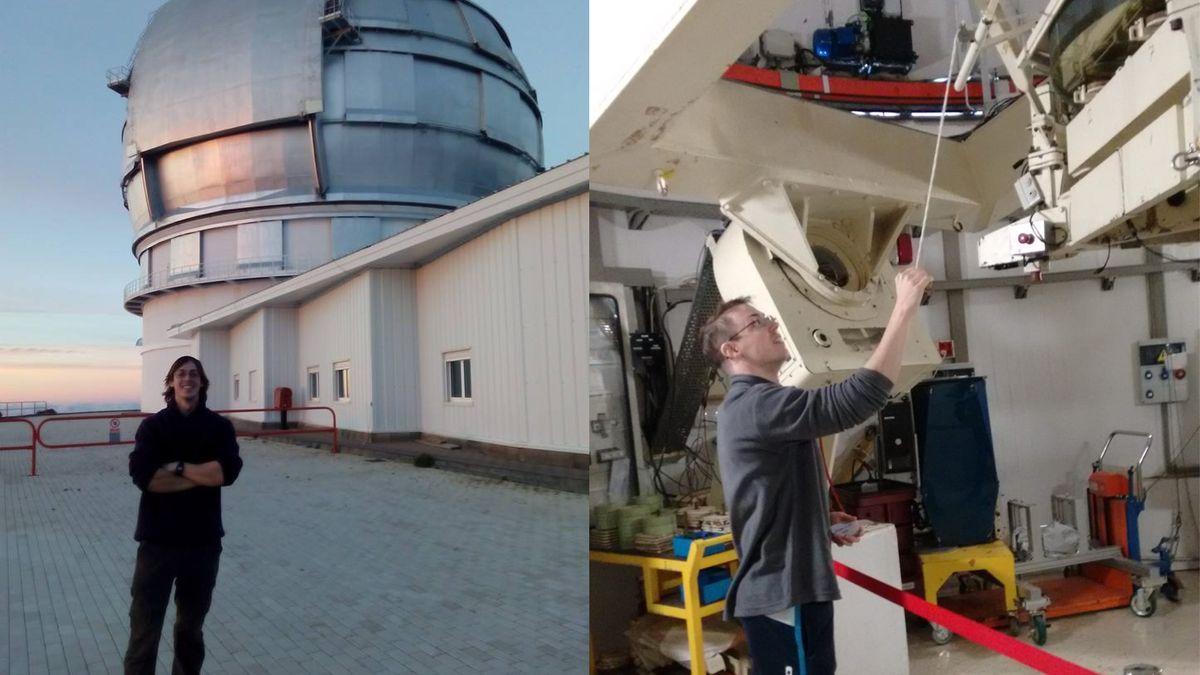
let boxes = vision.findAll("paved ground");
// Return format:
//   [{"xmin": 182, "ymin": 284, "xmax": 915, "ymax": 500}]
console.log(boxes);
[{"xmin": 1, "ymin": 432, "xmax": 587, "ymax": 674}]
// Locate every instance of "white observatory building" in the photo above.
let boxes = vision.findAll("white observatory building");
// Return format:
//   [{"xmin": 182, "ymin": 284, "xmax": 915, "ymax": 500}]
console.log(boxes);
[{"xmin": 113, "ymin": 0, "xmax": 587, "ymax": 487}]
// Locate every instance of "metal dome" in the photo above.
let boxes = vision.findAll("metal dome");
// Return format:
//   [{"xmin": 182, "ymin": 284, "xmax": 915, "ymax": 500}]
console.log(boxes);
[{"xmin": 118, "ymin": 0, "xmax": 544, "ymax": 314}]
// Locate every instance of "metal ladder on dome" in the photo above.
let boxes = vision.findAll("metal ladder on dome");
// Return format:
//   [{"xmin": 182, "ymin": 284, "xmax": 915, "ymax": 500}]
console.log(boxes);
[
  {"xmin": 321, "ymin": 0, "xmax": 362, "ymax": 49},
  {"xmin": 105, "ymin": 9, "xmax": 158, "ymax": 97}
]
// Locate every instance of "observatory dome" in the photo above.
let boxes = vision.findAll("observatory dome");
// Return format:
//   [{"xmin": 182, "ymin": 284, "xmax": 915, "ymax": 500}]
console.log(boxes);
[{"xmin": 118, "ymin": 0, "xmax": 543, "ymax": 314}]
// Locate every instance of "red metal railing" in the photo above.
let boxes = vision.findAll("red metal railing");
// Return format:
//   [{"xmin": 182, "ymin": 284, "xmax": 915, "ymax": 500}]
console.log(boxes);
[
  {"xmin": 214, "ymin": 406, "xmax": 339, "ymax": 454},
  {"xmin": 28, "ymin": 406, "xmax": 339, "ymax": 476},
  {"xmin": 35, "ymin": 412, "xmax": 152, "ymax": 449},
  {"xmin": 0, "ymin": 417, "xmax": 38, "ymax": 476}
]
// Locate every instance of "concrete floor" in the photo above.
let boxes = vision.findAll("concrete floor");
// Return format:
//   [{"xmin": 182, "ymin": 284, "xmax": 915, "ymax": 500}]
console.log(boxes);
[
  {"xmin": 907, "ymin": 570, "xmax": 1200, "ymax": 674},
  {"xmin": 2, "ymin": 436, "xmax": 587, "ymax": 674}
]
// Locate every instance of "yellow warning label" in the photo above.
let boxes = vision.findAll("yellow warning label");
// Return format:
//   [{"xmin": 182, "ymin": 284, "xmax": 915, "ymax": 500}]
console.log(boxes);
[{"xmin": 1157, "ymin": 350, "xmax": 1167, "ymax": 364}]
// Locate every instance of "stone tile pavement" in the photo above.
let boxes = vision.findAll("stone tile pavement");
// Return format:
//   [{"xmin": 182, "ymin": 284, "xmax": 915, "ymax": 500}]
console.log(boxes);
[{"xmin": 1, "ymin": 435, "xmax": 587, "ymax": 674}]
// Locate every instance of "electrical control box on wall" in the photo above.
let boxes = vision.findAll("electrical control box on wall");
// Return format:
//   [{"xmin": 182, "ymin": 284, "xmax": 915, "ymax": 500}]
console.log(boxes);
[{"xmin": 1136, "ymin": 340, "xmax": 1188, "ymax": 405}]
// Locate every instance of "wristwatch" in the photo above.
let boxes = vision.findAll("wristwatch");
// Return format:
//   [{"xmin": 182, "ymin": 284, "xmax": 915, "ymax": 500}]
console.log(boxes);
[{"xmin": 173, "ymin": 461, "xmax": 185, "ymax": 477}]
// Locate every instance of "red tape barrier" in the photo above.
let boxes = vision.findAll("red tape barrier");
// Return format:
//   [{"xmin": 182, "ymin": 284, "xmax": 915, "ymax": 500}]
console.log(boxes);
[{"xmin": 833, "ymin": 562, "xmax": 1098, "ymax": 675}]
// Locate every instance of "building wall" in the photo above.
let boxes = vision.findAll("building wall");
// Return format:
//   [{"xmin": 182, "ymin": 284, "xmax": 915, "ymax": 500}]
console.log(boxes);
[
  {"xmin": 228, "ymin": 309, "xmax": 266, "ymax": 421},
  {"xmin": 417, "ymin": 194, "xmax": 588, "ymax": 453},
  {"xmin": 295, "ymin": 271, "xmax": 374, "ymax": 432},
  {"xmin": 370, "ymin": 269, "xmax": 421, "ymax": 433},
  {"xmin": 139, "ymin": 280, "xmax": 274, "ymax": 411},
  {"xmin": 596, "ymin": 207, "xmax": 1200, "ymax": 563},
  {"xmin": 195, "ymin": 328, "xmax": 231, "ymax": 410},
  {"xmin": 950, "ymin": 234, "xmax": 1200, "ymax": 564},
  {"xmin": 263, "ymin": 306, "xmax": 300, "ymax": 418}
]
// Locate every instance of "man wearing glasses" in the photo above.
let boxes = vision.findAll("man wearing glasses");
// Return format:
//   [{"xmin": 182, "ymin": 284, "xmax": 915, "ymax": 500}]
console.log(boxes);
[{"xmin": 699, "ymin": 267, "xmax": 933, "ymax": 674}]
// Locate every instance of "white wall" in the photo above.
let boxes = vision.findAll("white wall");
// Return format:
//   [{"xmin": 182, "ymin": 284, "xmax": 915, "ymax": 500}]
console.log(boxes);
[
  {"xmin": 417, "ymin": 194, "xmax": 588, "ymax": 453},
  {"xmin": 296, "ymin": 271, "xmax": 374, "ymax": 432},
  {"xmin": 228, "ymin": 309, "xmax": 265, "ymax": 422},
  {"xmin": 139, "ymin": 280, "xmax": 274, "ymax": 411},
  {"xmin": 195, "ymin": 328, "xmax": 231, "ymax": 410},
  {"xmin": 599, "ymin": 207, "xmax": 1200, "ymax": 563},
  {"xmin": 370, "ymin": 269, "xmax": 420, "ymax": 433},
  {"xmin": 947, "ymin": 235, "xmax": 1200, "ymax": 563},
  {"xmin": 262, "ymin": 306, "xmax": 300, "ymax": 420}
]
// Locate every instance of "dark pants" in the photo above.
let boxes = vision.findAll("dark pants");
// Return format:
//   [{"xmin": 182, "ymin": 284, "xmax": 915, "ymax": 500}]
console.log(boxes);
[
  {"xmin": 740, "ymin": 602, "xmax": 836, "ymax": 675},
  {"xmin": 124, "ymin": 542, "xmax": 222, "ymax": 675}
]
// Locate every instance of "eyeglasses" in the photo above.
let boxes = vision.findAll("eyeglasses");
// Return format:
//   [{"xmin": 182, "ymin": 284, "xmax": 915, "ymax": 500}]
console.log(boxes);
[{"xmin": 727, "ymin": 314, "xmax": 778, "ymax": 342}]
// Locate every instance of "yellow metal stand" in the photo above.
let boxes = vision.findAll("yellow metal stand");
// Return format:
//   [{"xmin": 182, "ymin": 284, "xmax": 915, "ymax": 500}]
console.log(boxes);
[
  {"xmin": 590, "ymin": 533, "xmax": 738, "ymax": 675},
  {"xmin": 918, "ymin": 540, "xmax": 1018, "ymax": 612}
]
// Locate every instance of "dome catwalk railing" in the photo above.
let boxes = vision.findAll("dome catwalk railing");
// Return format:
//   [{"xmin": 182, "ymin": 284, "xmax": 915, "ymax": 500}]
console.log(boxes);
[{"xmin": 123, "ymin": 256, "xmax": 332, "ymax": 303}]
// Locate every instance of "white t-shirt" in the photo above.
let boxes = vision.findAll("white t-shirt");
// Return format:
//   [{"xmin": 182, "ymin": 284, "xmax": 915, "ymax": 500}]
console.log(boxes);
[{"xmin": 767, "ymin": 606, "xmax": 796, "ymax": 626}]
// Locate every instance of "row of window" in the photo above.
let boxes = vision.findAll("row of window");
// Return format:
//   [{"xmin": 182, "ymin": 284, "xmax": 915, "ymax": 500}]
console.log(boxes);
[
  {"xmin": 229, "ymin": 355, "xmax": 472, "ymax": 404},
  {"xmin": 144, "ymin": 222, "xmax": 284, "ymax": 280},
  {"xmin": 140, "ymin": 218, "xmax": 417, "ymax": 283}
]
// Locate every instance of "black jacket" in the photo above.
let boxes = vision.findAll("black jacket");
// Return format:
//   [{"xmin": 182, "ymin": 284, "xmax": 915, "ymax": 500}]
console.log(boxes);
[{"xmin": 128, "ymin": 403, "xmax": 243, "ymax": 545}]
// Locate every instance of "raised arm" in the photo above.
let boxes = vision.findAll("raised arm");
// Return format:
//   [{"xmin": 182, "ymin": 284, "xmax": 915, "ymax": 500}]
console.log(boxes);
[
  {"xmin": 756, "ymin": 369, "xmax": 894, "ymax": 442},
  {"xmin": 863, "ymin": 267, "xmax": 933, "ymax": 384}
]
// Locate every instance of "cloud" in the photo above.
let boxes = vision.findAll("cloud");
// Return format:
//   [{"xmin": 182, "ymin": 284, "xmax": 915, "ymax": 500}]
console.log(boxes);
[
  {"xmin": 0, "ymin": 362, "xmax": 135, "ymax": 370},
  {"xmin": 0, "ymin": 346, "xmax": 84, "ymax": 355},
  {"xmin": 0, "ymin": 344, "xmax": 140, "ymax": 369},
  {"xmin": 0, "ymin": 344, "xmax": 141, "ymax": 402}
]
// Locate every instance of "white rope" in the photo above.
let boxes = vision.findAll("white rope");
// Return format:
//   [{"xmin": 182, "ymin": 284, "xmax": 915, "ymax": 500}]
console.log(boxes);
[{"xmin": 914, "ymin": 35, "xmax": 961, "ymax": 268}]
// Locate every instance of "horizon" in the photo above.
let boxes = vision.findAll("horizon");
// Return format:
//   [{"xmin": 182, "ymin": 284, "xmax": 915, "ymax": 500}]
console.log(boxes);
[{"xmin": 0, "ymin": 0, "xmax": 586, "ymax": 410}]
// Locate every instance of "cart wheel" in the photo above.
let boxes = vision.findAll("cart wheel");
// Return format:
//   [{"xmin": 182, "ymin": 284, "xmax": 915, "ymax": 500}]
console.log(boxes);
[
  {"xmin": 1130, "ymin": 589, "xmax": 1157, "ymax": 617},
  {"xmin": 1030, "ymin": 615, "xmax": 1047, "ymax": 646},
  {"xmin": 1008, "ymin": 616, "xmax": 1021, "ymax": 636},
  {"xmin": 931, "ymin": 623, "xmax": 952, "ymax": 645},
  {"xmin": 1162, "ymin": 577, "xmax": 1181, "ymax": 603}
]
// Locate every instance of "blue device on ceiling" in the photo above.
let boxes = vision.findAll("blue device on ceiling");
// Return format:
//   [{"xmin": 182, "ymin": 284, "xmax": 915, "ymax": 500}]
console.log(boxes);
[{"xmin": 813, "ymin": 24, "xmax": 861, "ymax": 61}]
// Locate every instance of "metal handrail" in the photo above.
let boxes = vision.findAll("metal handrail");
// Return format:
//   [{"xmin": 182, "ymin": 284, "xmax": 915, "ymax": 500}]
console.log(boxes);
[
  {"xmin": 0, "ymin": 401, "xmax": 49, "ymax": 417},
  {"xmin": 124, "ymin": 256, "xmax": 331, "ymax": 301},
  {"xmin": 1093, "ymin": 430, "xmax": 1154, "ymax": 500},
  {"xmin": 215, "ymin": 406, "xmax": 340, "ymax": 454},
  {"xmin": 0, "ymin": 418, "xmax": 38, "ymax": 476},
  {"xmin": 1094, "ymin": 430, "xmax": 1154, "ymax": 470},
  {"xmin": 30, "ymin": 407, "xmax": 340, "ymax": 474},
  {"xmin": 36, "ymin": 412, "xmax": 152, "ymax": 450}
]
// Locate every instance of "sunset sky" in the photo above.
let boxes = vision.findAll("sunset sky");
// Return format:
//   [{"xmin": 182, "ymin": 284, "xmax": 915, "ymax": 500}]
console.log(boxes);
[{"xmin": 0, "ymin": 1, "xmax": 586, "ymax": 411}]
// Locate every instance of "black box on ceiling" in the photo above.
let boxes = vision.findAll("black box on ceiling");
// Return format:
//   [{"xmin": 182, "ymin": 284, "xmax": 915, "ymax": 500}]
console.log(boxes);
[{"xmin": 869, "ymin": 15, "xmax": 916, "ymax": 63}]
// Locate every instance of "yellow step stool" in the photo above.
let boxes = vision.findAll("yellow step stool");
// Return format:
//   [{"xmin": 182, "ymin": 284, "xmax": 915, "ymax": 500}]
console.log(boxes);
[{"xmin": 919, "ymin": 540, "xmax": 1018, "ymax": 612}]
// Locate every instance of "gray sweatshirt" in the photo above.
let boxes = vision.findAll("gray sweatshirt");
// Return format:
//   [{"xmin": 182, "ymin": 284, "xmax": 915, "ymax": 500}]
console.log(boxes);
[{"xmin": 716, "ymin": 368, "xmax": 893, "ymax": 618}]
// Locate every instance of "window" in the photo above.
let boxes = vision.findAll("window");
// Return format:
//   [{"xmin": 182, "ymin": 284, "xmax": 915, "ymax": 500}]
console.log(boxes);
[
  {"xmin": 307, "ymin": 367, "xmax": 320, "ymax": 401},
  {"xmin": 237, "ymin": 221, "xmax": 283, "ymax": 267},
  {"xmin": 444, "ymin": 352, "xmax": 472, "ymax": 402},
  {"xmin": 334, "ymin": 362, "xmax": 350, "ymax": 401},
  {"xmin": 249, "ymin": 370, "xmax": 259, "ymax": 402},
  {"xmin": 233, "ymin": 374, "xmax": 240, "ymax": 401},
  {"xmin": 331, "ymin": 217, "xmax": 382, "ymax": 258},
  {"xmin": 169, "ymin": 231, "xmax": 201, "ymax": 277}
]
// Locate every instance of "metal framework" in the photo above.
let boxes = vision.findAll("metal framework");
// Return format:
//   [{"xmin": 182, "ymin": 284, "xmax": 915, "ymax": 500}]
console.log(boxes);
[{"xmin": 26, "ymin": 407, "xmax": 340, "ymax": 477}]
